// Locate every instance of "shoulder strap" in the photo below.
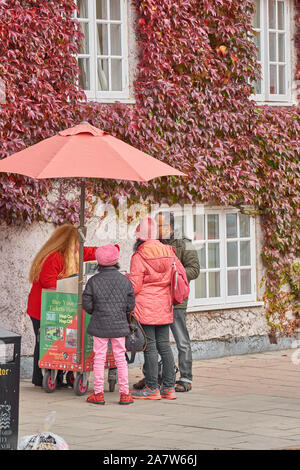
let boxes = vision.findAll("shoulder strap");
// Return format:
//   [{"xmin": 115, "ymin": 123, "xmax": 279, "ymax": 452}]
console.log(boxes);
[{"xmin": 125, "ymin": 351, "xmax": 137, "ymax": 364}]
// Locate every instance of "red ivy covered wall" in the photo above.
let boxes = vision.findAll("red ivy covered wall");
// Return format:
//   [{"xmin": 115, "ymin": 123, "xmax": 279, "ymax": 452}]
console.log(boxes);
[{"xmin": 0, "ymin": 0, "xmax": 299, "ymax": 334}]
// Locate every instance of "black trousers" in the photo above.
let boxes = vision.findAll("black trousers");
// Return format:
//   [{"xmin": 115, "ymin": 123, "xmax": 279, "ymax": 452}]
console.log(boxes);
[
  {"xmin": 30, "ymin": 316, "xmax": 43, "ymax": 386},
  {"xmin": 30, "ymin": 316, "xmax": 63, "ymax": 386}
]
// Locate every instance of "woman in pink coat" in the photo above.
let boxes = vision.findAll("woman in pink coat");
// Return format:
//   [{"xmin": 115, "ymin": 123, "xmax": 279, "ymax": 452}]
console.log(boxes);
[{"xmin": 128, "ymin": 217, "xmax": 177, "ymax": 401}]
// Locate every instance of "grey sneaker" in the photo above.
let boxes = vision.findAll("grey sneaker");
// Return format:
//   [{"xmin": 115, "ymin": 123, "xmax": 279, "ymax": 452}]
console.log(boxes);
[
  {"xmin": 131, "ymin": 385, "xmax": 161, "ymax": 400},
  {"xmin": 160, "ymin": 387, "xmax": 176, "ymax": 400}
]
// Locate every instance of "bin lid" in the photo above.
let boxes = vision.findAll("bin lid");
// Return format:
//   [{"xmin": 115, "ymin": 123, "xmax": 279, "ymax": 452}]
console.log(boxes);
[{"xmin": 0, "ymin": 328, "xmax": 21, "ymax": 340}]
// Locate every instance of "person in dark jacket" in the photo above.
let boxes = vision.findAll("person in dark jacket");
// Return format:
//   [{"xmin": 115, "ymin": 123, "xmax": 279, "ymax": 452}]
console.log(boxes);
[{"xmin": 83, "ymin": 244, "xmax": 135, "ymax": 405}]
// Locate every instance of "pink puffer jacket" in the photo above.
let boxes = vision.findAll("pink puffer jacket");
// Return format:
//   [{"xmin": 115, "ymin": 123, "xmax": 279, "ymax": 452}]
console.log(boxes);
[{"xmin": 128, "ymin": 240, "xmax": 177, "ymax": 325}]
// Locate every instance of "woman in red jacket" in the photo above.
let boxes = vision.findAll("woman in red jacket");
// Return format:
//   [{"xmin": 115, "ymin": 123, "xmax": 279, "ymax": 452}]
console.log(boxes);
[
  {"xmin": 128, "ymin": 217, "xmax": 177, "ymax": 401},
  {"xmin": 27, "ymin": 224, "xmax": 97, "ymax": 387}
]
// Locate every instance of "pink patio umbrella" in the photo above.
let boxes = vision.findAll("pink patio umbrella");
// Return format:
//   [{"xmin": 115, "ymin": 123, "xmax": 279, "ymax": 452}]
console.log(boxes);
[{"xmin": 0, "ymin": 122, "xmax": 185, "ymax": 361}]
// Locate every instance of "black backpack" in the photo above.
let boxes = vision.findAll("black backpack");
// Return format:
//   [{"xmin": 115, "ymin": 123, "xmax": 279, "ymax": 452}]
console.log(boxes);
[{"xmin": 125, "ymin": 313, "xmax": 147, "ymax": 364}]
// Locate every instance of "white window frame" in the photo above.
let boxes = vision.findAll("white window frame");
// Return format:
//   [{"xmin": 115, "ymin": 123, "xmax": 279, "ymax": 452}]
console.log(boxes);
[
  {"xmin": 160, "ymin": 207, "xmax": 259, "ymax": 311},
  {"xmin": 252, "ymin": 0, "xmax": 292, "ymax": 104},
  {"xmin": 75, "ymin": 0, "xmax": 130, "ymax": 102}
]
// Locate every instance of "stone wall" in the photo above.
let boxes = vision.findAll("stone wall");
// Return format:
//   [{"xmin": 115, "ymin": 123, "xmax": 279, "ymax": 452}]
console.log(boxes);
[{"xmin": 186, "ymin": 305, "xmax": 267, "ymax": 342}]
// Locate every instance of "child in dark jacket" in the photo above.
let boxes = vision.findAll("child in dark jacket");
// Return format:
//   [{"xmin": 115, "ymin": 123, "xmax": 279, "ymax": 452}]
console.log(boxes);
[{"xmin": 83, "ymin": 244, "xmax": 135, "ymax": 405}]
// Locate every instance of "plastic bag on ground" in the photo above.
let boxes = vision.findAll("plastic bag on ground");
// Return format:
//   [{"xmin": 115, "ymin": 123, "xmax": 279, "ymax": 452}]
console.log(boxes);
[{"xmin": 18, "ymin": 411, "xmax": 69, "ymax": 450}]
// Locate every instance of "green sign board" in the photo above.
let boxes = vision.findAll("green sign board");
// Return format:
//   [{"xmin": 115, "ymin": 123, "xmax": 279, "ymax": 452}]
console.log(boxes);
[{"xmin": 39, "ymin": 291, "xmax": 93, "ymax": 372}]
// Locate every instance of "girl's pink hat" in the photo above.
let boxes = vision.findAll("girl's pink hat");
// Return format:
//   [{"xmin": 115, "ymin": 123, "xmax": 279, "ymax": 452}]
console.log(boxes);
[
  {"xmin": 135, "ymin": 217, "xmax": 157, "ymax": 241},
  {"xmin": 95, "ymin": 244, "xmax": 120, "ymax": 266}
]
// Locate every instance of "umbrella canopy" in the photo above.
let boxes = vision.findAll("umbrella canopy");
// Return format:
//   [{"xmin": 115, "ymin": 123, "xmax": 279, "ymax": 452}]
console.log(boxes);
[
  {"xmin": 0, "ymin": 123, "xmax": 184, "ymax": 181},
  {"xmin": 0, "ymin": 122, "xmax": 185, "ymax": 365}
]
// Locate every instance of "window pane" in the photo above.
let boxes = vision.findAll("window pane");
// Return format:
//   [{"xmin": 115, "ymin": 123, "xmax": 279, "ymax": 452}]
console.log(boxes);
[
  {"xmin": 253, "ymin": 0, "xmax": 260, "ymax": 28},
  {"xmin": 227, "ymin": 241, "xmax": 238, "ymax": 267},
  {"xmin": 209, "ymin": 272, "xmax": 220, "ymax": 297},
  {"xmin": 78, "ymin": 58, "xmax": 90, "ymax": 89},
  {"xmin": 111, "ymin": 59, "xmax": 122, "ymax": 90},
  {"xmin": 278, "ymin": 34, "xmax": 285, "ymax": 62},
  {"xmin": 97, "ymin": 58, "xmax": 109, "ymax": 90},
  {"xmin": 79, "ymin": 22, "xmax": 89, "ymax": 54},
  {"xmin": 239, "ymin": 214, "xmax": 250, "ymax": 237},
  {"xmin": 279, "ymin": 65, "xmax": 286, "ymax": 94},
  {"xmin": 269, "ymin": 32, "xmax": 276, "ymax": 61},
  {"xmin": 96, "ymin": 0, "xmax": 108, "ymax": 19},
  {"xmin": 174, "ymin": 216, "xmax": 186, "ymax": 237},
  {"xmin": 195, "ymin": 273, "xmax": 207, "ymax": 299},
  {"xmin": 278, "ymin": 1, "xmax": 284, "ymax": 29},
  {"xmin": 254, "ymin": 79, "xmax": 262, "ymax": 94},
  {"xmin": 208, "ymin": 243, "xmax": 220, "ymax": 268},
  {"xmin": 241, "ymin": 269, "xmax": 251, "ymax": 295},
  {"xmin": 226, "ymin": 214, "xmax": 237, "ymax": 238},
  {"xmin": 110, "ymin": 0, "xmax": 121, "ymax": 20},
  {"xmin": 228, "ymin": 270, "xmax": 239, "ymax": 296},
  {"xmin": 97, "ymin": 24, "xmax": 108, "ymax": 55},
  {"xmin": 110, "ymin": 24, "xmax": 122, "ymax": 55},
  {"xmin": 270, "ymin": 64, "xmax": 277, "ymax": 94},
  {"xmin": 240, "ymin": 241, "xmax": 251, "ymax": 266},
  {"xmin": 194, "ymin": 214, "xmax": 205, "ymax": 241},
  {"xmin": 197, "ymin": 246, "xmax": 206, "ymax": 269},
  {"xmin": 268, "ymin": 0, "xmax": 276, "ymax": 29},
  {"xmin": 254, "ymin": 31, "xmax": 261, "ymax": 61},
  {"xmin": 78, "ymin": 0, "xmax": 88, "ymax": 18},
  {"xmin": 207, "ymin": 215, "xmax": 219, "ymax": 239}
]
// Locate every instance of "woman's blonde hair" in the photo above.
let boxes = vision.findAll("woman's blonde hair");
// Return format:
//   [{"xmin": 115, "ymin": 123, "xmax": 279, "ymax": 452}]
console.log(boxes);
[{"xmin": 29, "ymin": 224, "xmax": 79, "ymax": 283}]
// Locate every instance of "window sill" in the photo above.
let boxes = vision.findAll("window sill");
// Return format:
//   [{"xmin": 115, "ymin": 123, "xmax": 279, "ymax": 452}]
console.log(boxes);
[
  {"xmin": 187, "ymin": 301, "xmax": 264, "ymax": 313},
  {"xmin": 252, "ymin": 100, "xmax": 298, "ymax": 107},
  {"xmin": 86, "ymin": 97, "xmax": 136, "ymax": 105}
]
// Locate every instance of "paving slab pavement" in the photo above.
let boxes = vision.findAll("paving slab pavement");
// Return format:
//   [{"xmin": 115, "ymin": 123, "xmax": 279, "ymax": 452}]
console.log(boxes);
[{"xmin": 18, "ymin": 348, "xmax": 300, "ymax": 450}]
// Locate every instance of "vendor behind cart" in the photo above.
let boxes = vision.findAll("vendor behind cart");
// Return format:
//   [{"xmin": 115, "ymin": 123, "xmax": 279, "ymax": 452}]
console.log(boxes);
[{"xmin": 27, "ymin": 224, "xmax": 98, "ymax": 388}]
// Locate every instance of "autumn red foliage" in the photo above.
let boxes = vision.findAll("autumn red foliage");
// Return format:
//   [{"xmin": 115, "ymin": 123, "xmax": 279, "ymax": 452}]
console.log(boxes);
[{"xmin": 0, "ymin": 0, "xmax": 299, "ymax": 334}]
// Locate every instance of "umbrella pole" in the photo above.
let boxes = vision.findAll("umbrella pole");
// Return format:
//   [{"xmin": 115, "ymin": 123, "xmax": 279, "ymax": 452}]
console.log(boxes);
[{"xmin": 77, "ymin": 177, "xmax": 86, "ymax": 365}]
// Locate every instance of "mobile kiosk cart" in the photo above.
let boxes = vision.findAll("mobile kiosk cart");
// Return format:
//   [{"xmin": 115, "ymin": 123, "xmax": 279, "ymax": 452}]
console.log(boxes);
[{"xmin": 39, "ymin": 262, "xmax": 117, "ymax": 395}]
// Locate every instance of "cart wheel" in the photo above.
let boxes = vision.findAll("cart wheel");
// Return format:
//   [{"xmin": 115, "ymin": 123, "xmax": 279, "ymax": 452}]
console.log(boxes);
[
  {"xmin": 73, "ymin": 374, "xmax": 89, "ymax": 396},
  {"xmin": 42, "ymin": 370, "xmax": 57, "ymax": 393},
  {"xmin": 66, "ymin": 371, "xmax": 74, "ymax": 387},
  {"xmin": 108, "ymin": 379, "xmax": 116, "ymax": 392}
]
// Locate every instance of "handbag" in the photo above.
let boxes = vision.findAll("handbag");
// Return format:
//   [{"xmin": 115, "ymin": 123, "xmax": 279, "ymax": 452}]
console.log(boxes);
[{"xmin": 125, "ymin": 313, "xmax": 147, "ymax": 364}]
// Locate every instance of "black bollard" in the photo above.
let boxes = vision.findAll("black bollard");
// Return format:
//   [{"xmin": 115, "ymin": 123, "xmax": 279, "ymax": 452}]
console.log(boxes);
[{"xmin": 0, "ymin": 328, "xmax": 21, "ymax": 450}]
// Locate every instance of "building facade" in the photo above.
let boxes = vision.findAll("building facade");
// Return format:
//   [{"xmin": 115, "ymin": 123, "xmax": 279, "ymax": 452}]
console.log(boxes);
[{"xmin": 0, "ymin": 0, "xmax": 299, "ymax": 375}]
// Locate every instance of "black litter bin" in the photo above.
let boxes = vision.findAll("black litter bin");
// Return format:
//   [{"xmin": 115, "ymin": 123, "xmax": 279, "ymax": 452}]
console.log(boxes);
[{"xmin": 0, "ymin": 328, "xmax": 21, "ymax": 450}]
